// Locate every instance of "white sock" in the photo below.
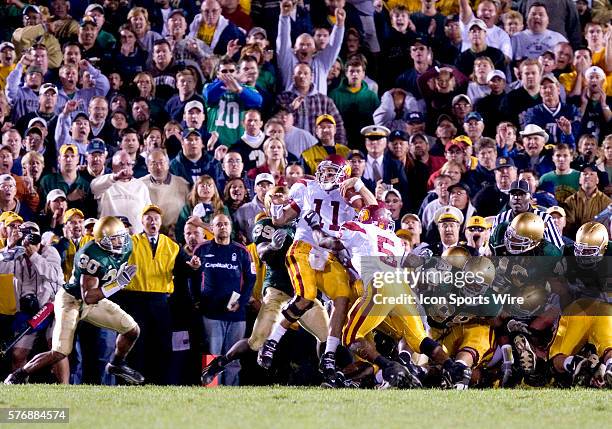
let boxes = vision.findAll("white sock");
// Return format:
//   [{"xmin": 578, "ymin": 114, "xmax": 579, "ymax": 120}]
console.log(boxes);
[
  {"xmin": 456, "ymin": 359, "xmax": 469, "ymax": 367},
  {"xmin": 563, "ymin": 356, "xmax": 574, "ymax": 372},
  {"xmin": 268, "ymin": 323, "xmax": 287, "ymax": 342},
  {"xmin": 502, "ymin": 344, "xmax": 514, "ymax": 364},
  {"xmin": 375, "ymin": 370, "xmax": 384, "ymax": 384},
  {"xmin": 325, "ymin": 336, "xmax": 340, "ymax": 354}
]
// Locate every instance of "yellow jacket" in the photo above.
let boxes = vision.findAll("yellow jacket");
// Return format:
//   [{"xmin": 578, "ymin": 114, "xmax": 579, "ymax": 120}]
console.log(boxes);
[
  {"xmin": 61, "ymin": 235, "xmax": 94, "ymax": 282},
  {"xmin": 302, "ymin": 143, "xmax": 350, "ymax": 174},
  {"xmin": 127, "ymin": 233, "xmax": 180, "ymax": 293}
]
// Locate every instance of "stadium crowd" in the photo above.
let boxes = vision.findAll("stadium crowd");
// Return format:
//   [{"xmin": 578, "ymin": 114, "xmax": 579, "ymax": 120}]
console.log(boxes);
[{"xmin": 0, "ymin": 0, "xmax": 611, "ymax": 389}]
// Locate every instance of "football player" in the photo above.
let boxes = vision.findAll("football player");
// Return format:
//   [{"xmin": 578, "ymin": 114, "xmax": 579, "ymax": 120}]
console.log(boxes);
[
  {"xmin": 338, "ymin": 205, "xmax": 462, "ymax": 388},
  {"xmin": 489, "ymin": 212, "xmax": 563, "ymax": 386},
  {"xmin": 201, "ymin": 187, "xmax": 329, "ymax": 385},
  {"xmin": 419, "ymin": 248, "xmax": 500, "ymax": 389},
  {"xmin": 5, "ymin": 217, "xmax": 144, "ymax": 385},
  {"xmin": 257, "ymin": 155, "xmax": 377, "ymax": 386},
  {"xmin": 549, "ymin": 222, "xmax": 612, "ymax": 387}
]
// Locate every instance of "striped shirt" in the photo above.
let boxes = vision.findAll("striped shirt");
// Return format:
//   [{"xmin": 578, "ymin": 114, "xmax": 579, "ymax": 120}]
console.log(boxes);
[{"xmin": 492, "ymin": 207, "xmax": 564, "ymax": 249}]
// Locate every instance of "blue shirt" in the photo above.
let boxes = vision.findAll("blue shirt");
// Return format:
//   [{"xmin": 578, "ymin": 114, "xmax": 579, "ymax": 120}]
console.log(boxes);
[{"xmin": 195, "ymin": 240, "xmax": 256, "ymax": 321}]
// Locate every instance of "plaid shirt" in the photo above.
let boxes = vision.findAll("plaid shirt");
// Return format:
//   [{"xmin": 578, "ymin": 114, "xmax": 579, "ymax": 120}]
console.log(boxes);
[{"xmin": 277, "ymin": 88, "xmax": 347, "ymax": 146}]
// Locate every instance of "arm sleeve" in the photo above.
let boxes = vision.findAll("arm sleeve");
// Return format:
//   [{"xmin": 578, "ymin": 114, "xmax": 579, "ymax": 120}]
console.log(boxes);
[
  {"xmin": 317, "ymin": 22, "xmax": 344, "ymax": 71},
  {"xmin": 373, "ymin": 91, "xmax": 396, "ymax": 126},
  {"xmin": 203, "ymin": 79, "xmax": 225, "ymax": 106},
  {"xmin": 239, "ymin": 247, "xmax": 256, "ymax": 306},
  {"xmin": 276, "ymin": 15, "xmax": 294, "ymax": 91},
  {"xmin": 88, "ymin": 63, "xmax": 110, "ymax": 97},
  {"xmin": 543, "ymin": 215, "xmax": 564, "ymax": 249},
  {"xmin": 327, "ymin": 97, "xmax": 347, "ymax": 145},
  {"xmin": 5, "ymin": 62, "xmax": 24, "ymax": 103},
  {"xmin": 238, "ymin": 86, "xmax": 263, "ymax": 108},
  {"xmin": 90, "ymin": 174, "xmax": 116, "ymax": 197},
  {"xmin": 54, "ymin": 112, "xmax": 71, "ymax": 152}
]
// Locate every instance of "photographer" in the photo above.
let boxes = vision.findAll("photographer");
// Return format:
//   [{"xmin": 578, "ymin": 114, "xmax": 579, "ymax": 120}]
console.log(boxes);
[{"xmin": 0, "ymin": 215, "xmax": 66, "ymax": 382}]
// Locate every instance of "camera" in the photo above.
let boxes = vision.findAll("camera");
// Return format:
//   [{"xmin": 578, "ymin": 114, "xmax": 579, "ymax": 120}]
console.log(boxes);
[
  {"xmin": 19, "ymin": 225, "xmax": 41, "ymax": 246},
  {"xmin": 19, "ymin": 293, "xmax": 40, "ymax": 316}
]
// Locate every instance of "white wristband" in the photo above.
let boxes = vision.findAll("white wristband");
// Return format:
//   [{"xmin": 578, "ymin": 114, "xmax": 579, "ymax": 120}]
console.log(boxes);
[
  {"xmin": 353, "ymin": 178, "xmax": 364, "ymax": 193},
  {"xmin": 270, "ymin": 203, "xmax": 284, "ymax": 219},
  {"xmin": 100, "ymin": 281, "xmax": 125, "ymax": 298}
]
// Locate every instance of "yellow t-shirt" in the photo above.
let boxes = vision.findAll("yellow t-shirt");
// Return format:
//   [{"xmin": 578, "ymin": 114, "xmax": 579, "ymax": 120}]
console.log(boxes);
[
  {"xmin": 0, "ymin": 64, "xmax": 15, "ymax": 91},
  {"xmin": 198, "ymin": 24, "xmax": 216, "ymax": 46}
]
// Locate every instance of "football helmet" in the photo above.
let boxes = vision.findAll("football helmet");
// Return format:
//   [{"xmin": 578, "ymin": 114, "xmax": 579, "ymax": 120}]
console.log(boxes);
[
  {"xmin": 461, "ymin": 256, "xmax": 495, "ymax": 297},
  {"xmin": 94, "ymin": 216, "xmax": 130, "ymax": 254},
  {"xmin": 315, "ymin": 154, "xmax": 351, "ymax": 191},
  {"xmin": 574, "ymin": 221, "xmax": 608, "ymax": 257},
  {"xmin": 504, "ymin": 212, "xmax": 544, "ymax": 254},
  {"xmin": 358, "ymin": 204, "xmax": 394, "ymax": 232},
  {"xmin": 442, "ymin": 245, "xmax": 471, "ymax": 269}
]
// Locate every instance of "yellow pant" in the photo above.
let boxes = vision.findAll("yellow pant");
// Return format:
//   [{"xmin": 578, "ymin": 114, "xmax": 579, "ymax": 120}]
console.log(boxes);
[
  {"xmin": 430, "ymin": 323, "xmax": 493, "ymax": 364},
  {"xmin": 286, "ymin": 240, "xmax": 352, "ymax": 301},
  {"xmin": 247, "ymin": 287, "xmax": 329, "ymax": 350},
  {"xmin": 342, "ymin": 279, "xmax": 427, "ymax": 352},
  {"xmin": 549, "ymin": 299, "xmax": 612, "ymax": 358},
  {"xmin": 52, "ymin": 288, "xmax": 138, "ymax": 356}
]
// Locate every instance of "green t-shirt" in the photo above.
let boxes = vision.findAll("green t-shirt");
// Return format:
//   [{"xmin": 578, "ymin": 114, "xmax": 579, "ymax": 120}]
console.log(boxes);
[
  {"xmin": 252, "ymin": 217, "xmax": 295, "ymax": 296},
  {"xmin": 539, "ymin": 169, "xmax": 580, "ymax": 203},
  {"xmin": 63, "ymin": 240, "xmax": 132, "ymax": 299},
  {"xmin": 205, "ymin": 90, "xmax": 250, "ymax": 147}
]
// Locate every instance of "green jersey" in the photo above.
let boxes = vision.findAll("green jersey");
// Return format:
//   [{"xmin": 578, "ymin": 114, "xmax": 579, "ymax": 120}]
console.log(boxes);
[
  {"xmin": 489, "ymin": 222, "xmax": 563, "ymax": 257},
  {"xmin": 205, "ymin": 92, "xmax": 245, "ymax": 147},
  {"xmin": 63, "ymin": 240, "xmax": 133, "ymax": 299},
  {"xmin": 252, "ymin": 217, "xmax": 295, "ymax": 296}
]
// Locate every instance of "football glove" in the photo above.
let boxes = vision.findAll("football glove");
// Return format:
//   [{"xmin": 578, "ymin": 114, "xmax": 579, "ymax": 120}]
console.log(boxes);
[
  {"xmin": 269, "ymin": 229, "xmax": 288, "ymax": 250},
  {"xmin": 101, "ymin": 264, "xmax": 137, "ymax": 298},
  {"xmin": 303, "ymin": 210, "xmax": 322, "ymax": 230}
]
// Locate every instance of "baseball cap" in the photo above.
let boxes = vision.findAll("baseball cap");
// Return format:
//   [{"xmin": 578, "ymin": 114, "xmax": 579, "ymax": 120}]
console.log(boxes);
[
  {"xmin": 0, "ymin": 42, "xmax": 15, "ymax": 51},
  {"xmin": 495, "ymin": 156, "xmax": 516, "ymax": 170},
  {"xmin": 401, "ymin": 213, "xmax": 421, "ymax": 224},
  {"xmin": 584, "ymin": 66, "xmax": 606, "ymax": 80},
  {"xmin": 546, "ymin": 206, "xmax": 566, "ymax": 217},
  {"xmin": 0, "ymin": 174, "xmax": 16, "ymax": 187},
  {"xmin": 83, "ymin": 217, "xmax": 97, "ymax": 228},
  {"xmin": 25, "ymin": 126, "xmax": 43, "ymax": 137},
  {"xmin": 22, "ymin": 5, "xmax": 41, "ymax": 15},
  {"xmin": 448, "ymin": 182, "xmax": 471, "ymax": 195},
  {"xmin": 395, "ymin": 229, "xmax": 413, "ymax": 241},
  {"xmin": 519, "ymin": 124, "xmax": 549, "ymax": 143},
  {"xmin": 509, "ymin": 179, "xmax": 531, "ymax": 194},
  {"xmin": 39, "ymin": 83, "xmax": 58, "ymax": 95},
  {"xmin": 182, "ymin": 128, "xmax": 201, "ymax": 138},
  {"xmin": 413, "ymin": 36, "xmax": 430, "ymax": 47},
  {"xmin": 73, "ymin": 112, "xmax": 89, "ymax": 122},
  {"xmin": 80, "ymin": 16, "xmax": 97, "ymax": 27},
  {"xmin": 452, "ymin": 94, "xmax": 471, "ymax": 105},
  {"xmin": 85, "ymin": 3, "xmax": 105, "ymax": 14},
  {"xmin": 469, "ymin": 19, "xmax": 488, "ymax": 31},
  {"xmin": 63, "ymin": 208, "xmax": 84, "ymax": 224},
  {"xmin": 26, "ymin": 66, "xmax": 43, "ymax": 76},
  {"xmin": 382, "ymin": 188, "xmax": 402, "ymax": 201},
  {"xmin": 486, "ymin": 70, "xmax": 506, "ymax": 82},
  {"xmin": 59, "ymin": 144, "xmax": 78, "ymax": 155},
  {"xmin": 142, "ymin": 204, "xmax": 163, "ymax": 217},
  {"xmin": 168, "ymin": 8, "xmax": 186, "ymax": 19},
  {"xmin": 316, "ymin": 114, "xmax": 336, "ymax": 126},
  {"xmin": 184, "ymin": 100, "xmax": 204, "ymax": 112},
  {"xmin": 409, "ymin": 132, "xmax": 428, "ymax": 145},
  {"xmin": 46, "ymin": 189, "xmax": 67, "ymax": 203},
  {"xmin": 347, "ymin": 150, "xmax": 366, "ymax": 160},
  {"xmin": 466, "ymin": 216, "xmax": 491, "ymax": 229},
  {"xmin": 27, "ymin": 117, "xmax": 47, "ymax": 129},
  {"xmin": 437, "ymin": 114, "xmax": 454, "ymax": 125},
  {"xmin": 540, "ymin": 72, "xmax": 559, "ymax": 85},
  {"xmin": 361, "ymin": 125, "xmax": 390, "ymax": 138},
  {"xmin": 3, "ymin": 212, "xmax": 23, "ymax": 226},
  {"xmin": 579, "ymin": 162, "xmax": 599, "ymax": 172},
  {"xmin": 407, "ymin": 111, "xmax": 425, "ymax": 124},
  {"xmin": 248, "ymin": 27, "xmax": 268, "ymax": 39},
  {"xmin": 255, "ymin": 173, "xmax": 275, "ymax": 187},
  {"xmin": 464, "ymin": 112, "xmax": 483, "ymax": 123},
  {"xmin": 0, "ymin": 210, "xmax": 17, "ymax": 224},
  {"xmin": 434, "ymin": 206, "xmax": 464, "ymax": 224},
  {"xmin": 117, "ymin": 216, "xmax": 132, "ymax": 227},
  {"xmin": 87, "ymin": 139, "xmax": 106, "ymax": 154},
  {"xmin": 389, "ymin": 130, "xmax": 410, "ymax": 141}
]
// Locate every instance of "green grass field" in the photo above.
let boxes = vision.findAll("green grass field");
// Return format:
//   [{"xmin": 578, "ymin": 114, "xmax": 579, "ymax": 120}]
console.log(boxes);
[{"xmin": 1, "ymin": 386, "xmax": 610, "ymax": 429}]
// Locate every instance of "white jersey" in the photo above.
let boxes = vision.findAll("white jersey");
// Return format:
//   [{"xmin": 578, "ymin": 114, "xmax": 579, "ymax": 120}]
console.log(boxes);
[
  {"xmin": 339, "ymin": 221, "xmax": 405, "ymax": 282},
  {"xmin": 289, "ymin": 179, "xmax": 357, "ymax": 247}
]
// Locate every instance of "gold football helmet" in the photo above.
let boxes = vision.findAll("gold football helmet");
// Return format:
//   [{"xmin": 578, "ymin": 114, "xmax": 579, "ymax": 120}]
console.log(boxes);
[
  {"xmin": 504, "ymin": 212, "xmax": 544, "ymax": 254},
  {"xmin": 442, "ymin": 245, "xmax": 471, "ymax": 269},
  {"xmin": 461, "ymin": 256, "xmax": 496, "ymax": 297},
  {"xmin": 574, "ymin": 221, "xmax": 609, "ymax": 257},
  {"xmin": 93, "ymin": 216, "xmax": 129, "ymax": 254}
]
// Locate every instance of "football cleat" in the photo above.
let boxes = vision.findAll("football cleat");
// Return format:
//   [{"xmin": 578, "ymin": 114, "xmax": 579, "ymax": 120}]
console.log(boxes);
[
  {"xmin": 567, "ymin": 354, "xmax": 600, "ymax": 387},
  {"xmin": 441, "ymin": 361, "xmax": 472, "ymax": 390},
  {"xmin": 379, "ymin": 362, "xmax": 412, "ymax": 389},
  {"xmin": 513, "ymin": 334, "xmax": 536, "ymax": 374},
  {"xmin": 105, "ymin": 362, "xmax": 145, "ymax": 385},
  {"xmin": 604, "ymin": 361, "xmax": 612, "ymax": 387},
  {"xmin": 319, "ymin": 352, "xmax": 337, "ymax": 382},
  {"xmin": 257, "ymin": 339, "xmax": 278, "ymax": 370},
  {"xmin": 3, "ymin": 369, "xmax": 28, "ymax": 385},
  {"xmin": 396, "ymin": 351, "xmax": 425, "ymax": 387},
  {"xmin": 201, "ymin": 356, "xmax": 227, "ymax": 385}
]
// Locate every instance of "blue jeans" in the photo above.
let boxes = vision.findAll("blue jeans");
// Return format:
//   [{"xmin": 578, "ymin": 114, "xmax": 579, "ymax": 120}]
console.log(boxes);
[{"xmin": 201, "ymin": 317, "xmax": 246, "ymax": 386}]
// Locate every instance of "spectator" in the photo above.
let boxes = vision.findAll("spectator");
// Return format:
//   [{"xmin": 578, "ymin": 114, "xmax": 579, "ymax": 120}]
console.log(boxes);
[
  {"xmin": 176, "ymin": 174, "xmax": 229, "ymax": 244},
  {"xmin": 223, "ymin": 177, "xmax": 250, "ymax": 218},
  {"xmin": 275, "ymin": 108, "xmax": 317, "ymax": 159},
  {"xmin": 499, "ymin": 59, "xmax": 543, "ymax": 126},
  {"xmin": 127, "ymin": 7, "xmax": 163, "ymax": 58},
  {"xmin": 149, "ymin": 39, "xmax": 181, "ymax": 100},
  {"xmin": 55, "ymin": 60, "xmax": 110, "ymax": 114},
  {"xmin": 465, "ymin": 215, "xmax": 491, "ymax": 256},
  {"xmin": 564, "ymin": 164, "xmax": 612, "ymax": 237},
  {"xmin": 448, "ymin": 182, "xmax": 476, "ymax": 231},
  {"xmin": 140, "ymin": 149, "xmax": 191, "ymax": 239},
  {"xmin": 513, "ymin": 124, "xmax": 555, "ymax": 176},
  {"xmin": 80, "ymin": 139, "xmax": 109, "ymax": 183},
  {"xmin": 0, "ymin": 174, "xmax": 34, "ymax": 221},
  {"xmin": 463, "ymin": 112, "xmax": 485, "ymax": 146},
  {"xmin": 52, "ymin": 207, "xmax": 91, "ymax": 280},
  {"xmin": 204, "ymin": 58, "xmax": 263, "ymax": 147},
  {"xmin": 361, "ymin": 125, "xmax": 408, "ymax": 198},
  {"xmin": 248, "ymin": 137, "xmax": 295, "ymax": 184},
  {"xmin": 466, "ymin": 137, "xmax": 497, "ymax": 194},
  {"xmin": 54, "ymin": 105, "xmax": 91, "ymax": 160},
  {"xmin": 0, "ymin": 145, "xmax": 39, "ymax": 212},
  {"xmin": 90, "ymin": 150, "xmax": 152, "ymax": 233},
  {"xmin": 429, "ymin": 205, "xmax": 464, "ymax": 255},
  {"xmin": 518, "ymin": 0, "xmax": 581, "ymax": 48},
  {"xmin": 188, "ymin": 0, "xmax": 247, "ymax": 57},
  {"xmin": 277, "ymin": 63, "xmax": 347, "ymax": 145},
  {"xmin": 383, "ymin": 188, "xmax": 403, "ymax": 230},
  {"xmin": 458, "ymin": 0, "xmax": 512, "ymax": 59},
  {"xmin": 232, "ymin": 109, "xmax": 266, "ymax": 172},
  {"xmin": 545, "ymin": 205, "xmax": 574, "ymax": 246},
  {"xmin": 539, "ymin": 143, "xmax": 580, "ymax": 203},
  {"xmin": 194, "ymin": 212, "xmax": 256, "ymax": 385},
  {"xmin": 166, "ymin": 69, "xmax": 206, "ymax": 121},
  {"xmin": 467, "ymin": 57, "xmax": 495, "ymax": 105},
  {"xmin": 578, "ymin": 66, "xmax": 612, "ymax": 140},
  {"xmin": 5, "ymin": 57, "xmax": 44, "ymax": 122},
  {"xmin": 301, "ymin": 115, "xmax": 350, "ymax": 174},
  {"xmin": 0, "ymin": 42, "xmax": 16, "ymax": 91},
  {"xmin": 121, "ymin": 204, "xmax": 180, "ymax": 385},
  {"xmin": 234, "ymin": 172, "xmax": 273, "ymax": 243},
  {"xmin": 15, "ymin": 83, "xmax": 59, "ymax": 138},
  {"xmin": 276, "ymin": 0, "xmax": 344, "ymax": 95},
  {"xmin": 421, "ymin": 173, "xmax": 452, "ymax": 227},
  {"xmin": 474, "ymin": 70, "xmax": 507, "ymax": 137},
  {"xmin": 455, "ymin": 20, "xmax": 506, "ymax": 78},
  {"xmin": 519, "ymin": 168, "xmax": 558, "ymax": 208},
  {"xmin": 169, "ymin": 128, "xmax": 221, "ymax": 186},
  {"xmin": 511, "ymin": 3, "xmax": 568, "ymax": 60},
  {"xmin": 473, "ymin": 156, "xmax": 517, "ymax": 217},
  {"xmin": 373, "ymin": 87, "xmax": 422, "ymax": 130}
]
